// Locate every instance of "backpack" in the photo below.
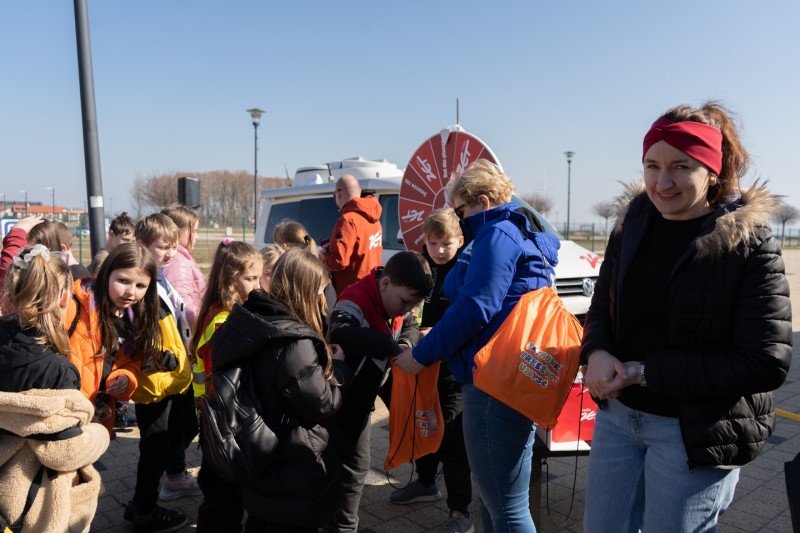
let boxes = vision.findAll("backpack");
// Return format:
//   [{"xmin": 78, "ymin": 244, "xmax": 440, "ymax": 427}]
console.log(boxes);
[{"xmin": 197, "ymin": 357, "xmax": 285, "ymax": 485}]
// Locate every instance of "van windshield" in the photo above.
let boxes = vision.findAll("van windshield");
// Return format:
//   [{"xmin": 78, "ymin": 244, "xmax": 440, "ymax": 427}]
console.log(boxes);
[{"xmin": 263, "ymin": 197, "xmax": 341, "ymax": 244}]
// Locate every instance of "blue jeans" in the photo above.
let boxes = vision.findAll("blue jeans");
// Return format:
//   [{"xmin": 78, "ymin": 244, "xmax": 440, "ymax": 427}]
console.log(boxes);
[
  {"xmin": 461, "ymin": 384, "xmax": 536, "ymax": 532},
  {"xmin": 585, "ymin": 399, "xmax": 739, "ymax": 533}
]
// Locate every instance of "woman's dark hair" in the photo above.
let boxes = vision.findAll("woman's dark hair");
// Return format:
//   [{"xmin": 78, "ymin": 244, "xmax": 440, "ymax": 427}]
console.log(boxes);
[
  {"xmin": 660, "ymin": 101, "xmax": 750, "ymax": 206},
  {"xmin": 94, "ymin": 242, "xmax": 162, "ymax": 364}
]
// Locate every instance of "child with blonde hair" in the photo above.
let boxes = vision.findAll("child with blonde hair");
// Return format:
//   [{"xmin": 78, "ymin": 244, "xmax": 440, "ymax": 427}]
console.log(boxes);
[
  {"xmin": 0, "ymin": 245, "xmax": 110, "ymax": 533},
  {"xmin": 0, "ymin": 244, "xmax": 78, "ymax": 390},
  {"xmin": 193, "ymin": 238, "xmax": 263, "ymax": 532}
]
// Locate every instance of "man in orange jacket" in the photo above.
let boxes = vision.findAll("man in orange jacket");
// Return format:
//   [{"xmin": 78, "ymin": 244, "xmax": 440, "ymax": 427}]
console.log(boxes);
[{"xmin": 324, "ymin": 174, "xmax": 384, "ymax": 295}]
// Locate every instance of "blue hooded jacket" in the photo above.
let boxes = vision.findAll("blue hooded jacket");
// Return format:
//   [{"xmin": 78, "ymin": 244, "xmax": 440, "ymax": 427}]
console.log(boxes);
[{"xmin": 412, "ymin": 203, "xmax": 560, "ymax": 384}]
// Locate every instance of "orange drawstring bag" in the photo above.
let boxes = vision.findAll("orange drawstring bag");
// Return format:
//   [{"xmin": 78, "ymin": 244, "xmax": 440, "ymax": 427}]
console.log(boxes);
[
  {"xmin": 384, "ymin": 362, "xmax": 444, "ymax": 471},
  {"xmin": 473, "ymin": 286, "xmax": 583, "ymax": 428}
]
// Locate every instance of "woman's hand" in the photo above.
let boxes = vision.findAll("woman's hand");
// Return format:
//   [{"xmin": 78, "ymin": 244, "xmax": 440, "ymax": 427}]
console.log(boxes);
[
  {"xmin": 330, "ymin": 343, "xmax": 345, "ymax": 361},
  {"xmin": 105, "ymin": 375, "xmax": 130, "ymax": 396},
  {"xmin": 584, "ymin": 350, "xmax": 629, "ymax": 400},
  {"xmin": 394, "ymin": 347, "xmax": 424, "ymax": 375}
]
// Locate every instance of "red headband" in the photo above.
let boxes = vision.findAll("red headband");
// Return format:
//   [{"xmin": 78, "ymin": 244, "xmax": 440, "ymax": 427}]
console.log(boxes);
[{"xmin": 642, "ymin": 118, "xmax": 723, "ymax": 175}]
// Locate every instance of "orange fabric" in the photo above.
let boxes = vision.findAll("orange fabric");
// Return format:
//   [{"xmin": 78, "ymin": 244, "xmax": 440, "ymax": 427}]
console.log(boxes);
[
  {"xmin": 65, "ymin": 279, "xmax": 138, "ymax": 409},
  {"xmin": 473, "ymin": 286, "xmax": 583, "ymax": 428},
  {"xmin": 384, "ymin": 362, "xmax": 444, "ymax": 471},
  {"xmin": 324, "ymin": 196, "xmax": 383, "ymax": 295}
]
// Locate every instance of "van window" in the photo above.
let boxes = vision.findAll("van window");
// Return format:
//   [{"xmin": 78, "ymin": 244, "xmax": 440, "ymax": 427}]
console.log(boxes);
[
  {"xmin": 264, "ymin": 197, "xmax": 340, "ymax": 244},
  {"xmin": 378, "ymin": 194, "xmax": 404, "ymax": 251}
]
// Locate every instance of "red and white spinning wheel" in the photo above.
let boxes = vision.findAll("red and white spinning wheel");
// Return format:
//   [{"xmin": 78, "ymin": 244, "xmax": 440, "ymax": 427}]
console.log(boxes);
[{"xmin": 399, "ymin": 126, "xmax": 501, "ymax": 251}]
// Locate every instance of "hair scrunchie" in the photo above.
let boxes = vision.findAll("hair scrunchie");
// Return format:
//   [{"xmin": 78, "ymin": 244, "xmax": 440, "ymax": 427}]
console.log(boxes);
[{"xmin": 642, "ymin": 118, "xmax": 723, "ymax": 175}]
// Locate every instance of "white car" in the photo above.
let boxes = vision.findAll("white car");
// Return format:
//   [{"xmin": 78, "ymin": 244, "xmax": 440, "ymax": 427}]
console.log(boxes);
[{"xmin": 255, "ymin": 157, "xmax": 601, "ymax": 320}]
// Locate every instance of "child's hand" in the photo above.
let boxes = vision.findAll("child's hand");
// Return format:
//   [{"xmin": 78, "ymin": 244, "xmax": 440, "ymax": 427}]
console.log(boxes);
[
  {"xmin": 13, "ymin": 216, "xmax": 45, "ymax": 234},
  {"xmin": 419, "ymin": 327, "xmax": 431, "ymax": 338},
  {"xmin": 330, "ymin": 343, "xmax": 345, "ymax": 361},
  {"xmin": 393, "ymin": 347, "xmax": 424, "ymax": 375},
  {"xmin": 105, "ymin": 375, "xmax": 130, "ymax": 395}
]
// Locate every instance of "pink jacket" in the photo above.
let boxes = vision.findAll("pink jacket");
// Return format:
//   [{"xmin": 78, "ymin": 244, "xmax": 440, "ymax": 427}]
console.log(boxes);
[{"xmin": 163, "ymin": 245, "xmax": 206, "ymax": 330}]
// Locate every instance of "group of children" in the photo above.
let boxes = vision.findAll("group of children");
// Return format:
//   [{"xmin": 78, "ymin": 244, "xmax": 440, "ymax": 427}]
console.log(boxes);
[{"xmin": 0, "ymin": 204, "xmax": 478, "ymax": 533}]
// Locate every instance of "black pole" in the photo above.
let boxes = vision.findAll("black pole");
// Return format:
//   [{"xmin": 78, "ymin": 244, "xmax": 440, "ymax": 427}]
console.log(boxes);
[
  {"xmin": 74, "ymin": 0, "xmax": 106, "ymax": 256},
  {"xmin": 253, "ymin": 121, "xmax": 258, "ymax": 231}
]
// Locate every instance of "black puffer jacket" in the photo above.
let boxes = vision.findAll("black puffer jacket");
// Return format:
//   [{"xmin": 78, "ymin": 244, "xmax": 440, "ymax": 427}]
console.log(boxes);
[
  {"xmin": 0, "ymin": 318, "xmax": 80, "ymax": 392},
  {"xmin": 209, "ymin": 290, "xmax": 352, "ymax": 528},
  {"xmin": 581, "ymin": 183, "xmax": 792, "ymax": 468}
]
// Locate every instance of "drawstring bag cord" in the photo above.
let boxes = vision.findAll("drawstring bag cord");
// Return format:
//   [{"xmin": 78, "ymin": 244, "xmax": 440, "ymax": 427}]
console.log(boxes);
[
  {"xmin": 543, "ymin": 380, "xmax": 585, "ymax": 526},
  {"xmin": 384, "ymin": 374, "xmax": 419, "ymax": 490}
]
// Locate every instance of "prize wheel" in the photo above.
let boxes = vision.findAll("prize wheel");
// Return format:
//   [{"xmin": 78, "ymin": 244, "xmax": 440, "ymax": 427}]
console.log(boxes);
[{"xmin": 399, "ymin": 126, "xmax": 501, "ymax": 251}]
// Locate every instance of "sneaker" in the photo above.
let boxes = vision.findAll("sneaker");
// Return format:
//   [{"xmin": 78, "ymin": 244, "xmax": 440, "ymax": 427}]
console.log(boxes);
[
  {"xmin": 442, "ymin": 511, "xmax": 474, "ymax": 533},
  {"xmin": 158, "ymin": 471, "xmax": 202, "ymax": 501},
  {"xmin": 390, "ymin": 480, "xmax": 442, "ymax": 504},
  {"xmin": 127, "ymin": 504, "xmax": 189, "ymax": 532}
]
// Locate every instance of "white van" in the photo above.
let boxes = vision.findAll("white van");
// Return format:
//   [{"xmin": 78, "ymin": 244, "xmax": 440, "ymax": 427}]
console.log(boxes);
[{"xmin": 255, "ymin": 157, "xmax": 601, "ymax": 320}]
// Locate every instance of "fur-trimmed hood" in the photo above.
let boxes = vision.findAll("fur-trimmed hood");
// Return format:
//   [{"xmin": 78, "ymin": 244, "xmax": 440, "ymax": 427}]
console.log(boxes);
[{"xmin": 613, "ymin": 181, "xmax": 781, "ymax": 259}]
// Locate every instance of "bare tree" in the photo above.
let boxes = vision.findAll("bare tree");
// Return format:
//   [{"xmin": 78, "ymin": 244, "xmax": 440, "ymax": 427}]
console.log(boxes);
[
  {"xmin": 130, "ymin": 170, "xmax": 290, "ymax": 226},
  {"xmin": 593, "ymin": 200, "xmax": 616, "ymax": 236},
  {"xmin": 774, "ymin": 202, "xmax": 800, "ymax": 247},
  {"xmin": 520, "ymin": 193, "xmax": 554, "ymax": 216}
]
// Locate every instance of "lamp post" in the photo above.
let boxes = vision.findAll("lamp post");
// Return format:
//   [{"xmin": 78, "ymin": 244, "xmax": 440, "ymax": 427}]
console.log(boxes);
[
  {"xmin": 247, "ymin": 108, "xmax": 264, "ymax": 232},
  {"xmin": 20, "ymin": 190, "xmax": 28, "ymax": 217},
  {"xmin": 564, "ymin": 151, "xmax": 575, "ymax": 239},
  {"xmin": 45, "ymin": 187, "xmax": 55, "ymax": 219}
]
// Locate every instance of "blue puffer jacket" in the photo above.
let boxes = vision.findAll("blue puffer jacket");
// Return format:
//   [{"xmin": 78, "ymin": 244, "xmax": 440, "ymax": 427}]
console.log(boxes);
[{"xmin": 412, "ymin": 203, "xmax": 560, "ymax": 383}]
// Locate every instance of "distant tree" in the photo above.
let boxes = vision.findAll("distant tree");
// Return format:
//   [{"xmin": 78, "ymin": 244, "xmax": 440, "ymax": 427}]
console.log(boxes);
[
  {"xmin": 774, "ymin": 202, "xmax": 800, "ymax": 246},
  {"xmin": 129, "ymin": 170, "xmax": 290, "ymax": 226},
  {"xmin": 592, "ymin": 200, "xmax": 616, "ymax": 236},
  {"xmin": 520, "ymin": 193, "xmax": 554, "ymax": 216}
]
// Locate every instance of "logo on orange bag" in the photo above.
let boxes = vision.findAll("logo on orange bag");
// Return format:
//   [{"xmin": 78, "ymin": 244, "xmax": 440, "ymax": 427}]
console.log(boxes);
[
  {"xmin": 518, "ymin": 342, "xmax": 562, "ymax": 389},
  {"xmin": 415, "ymin": 409, "xmax": 439, "ymax": 437}
]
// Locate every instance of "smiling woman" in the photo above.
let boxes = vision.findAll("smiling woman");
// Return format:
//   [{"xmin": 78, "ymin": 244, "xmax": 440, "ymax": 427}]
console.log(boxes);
[{"xmin": 581, "ymin": 102, "xmax": 792, "ymax": 532}]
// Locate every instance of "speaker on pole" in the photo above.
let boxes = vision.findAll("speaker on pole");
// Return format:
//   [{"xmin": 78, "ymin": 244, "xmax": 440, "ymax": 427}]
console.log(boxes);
[{"xmin": 178, "ymin": 177, "xmax": 200, "ymax": 209}]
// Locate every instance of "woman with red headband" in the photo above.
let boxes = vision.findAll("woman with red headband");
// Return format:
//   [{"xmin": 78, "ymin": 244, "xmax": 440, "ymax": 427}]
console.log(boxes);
[{"xmin": 581, "ymin": 102, "xmax": 792, "ymax": 532}]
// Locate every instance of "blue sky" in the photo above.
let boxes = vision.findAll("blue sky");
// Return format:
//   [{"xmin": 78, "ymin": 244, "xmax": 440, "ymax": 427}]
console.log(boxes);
[{"xmin": 1, "ymin": 1, "xmax": 798, "ymax": 228}]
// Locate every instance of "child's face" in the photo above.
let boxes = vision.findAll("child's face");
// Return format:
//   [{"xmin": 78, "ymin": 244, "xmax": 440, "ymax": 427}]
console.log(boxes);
[
  {"xmin": 259, "ymin": 262, "xmax": 274, "ymax": 293},
  {"xmin": 379, "ymin": 277, "xmax": 423, "ymax": 317},
  {"xmin": 107, "ymin": 231, "xmax": 134, "ymax": 251},
  {"xmin": 144, "ymin": 238, "xmax": 177, "ymax": 269},
  {"xmin": 108, "ymin": 267, "xmax": 150, "ymax": 314},
  {"xmin": 424, "ymin": 233, "xmax": 463, "ymax": 265},
  {"xmin": 237, "ymin": 260, "xmax": 264, "ymax": 301}
]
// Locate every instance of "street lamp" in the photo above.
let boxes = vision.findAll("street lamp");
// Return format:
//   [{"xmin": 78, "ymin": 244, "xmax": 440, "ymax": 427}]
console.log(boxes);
[
  {"xmin": 19, "ymin": 190, "xmax": 28, "ymax": 217},
  {"xmin": 247, "ymin": 108, "xmax": 265, "ymax": 229},
  {"xmin": 45, "ymin": 187, "xmax": 55, "ymax": 219},
  {"xmin": 564, "ymin": 151, "xmax": 575, "ymax": 239}
]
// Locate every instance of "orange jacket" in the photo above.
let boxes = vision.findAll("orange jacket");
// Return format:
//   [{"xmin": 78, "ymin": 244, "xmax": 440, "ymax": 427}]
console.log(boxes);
[
  {"xmin": 324, "ymin": 196, "xmax": 384, "ymax": 295},
  {"xmin": 65, "ymin": 279, "xmax": 139, "ymax": 410}
]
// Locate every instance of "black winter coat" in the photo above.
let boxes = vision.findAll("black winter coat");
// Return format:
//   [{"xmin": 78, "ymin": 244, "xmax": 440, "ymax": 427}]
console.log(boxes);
[
  {"xmin": 581, "ymin": 183, "xmax": 792, "ymax": 468},
  {"xmin": 209, "ymin": 290, "xmax": 352, "ymax": 528},
  {"xmin": 0, "ymin": 318, "xmax": 80, "ymax": 392}
]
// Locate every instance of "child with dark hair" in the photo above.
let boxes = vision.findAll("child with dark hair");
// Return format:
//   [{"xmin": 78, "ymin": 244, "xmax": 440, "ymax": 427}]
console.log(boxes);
[
  {"xmin": 388, "ymin": 209, "xmax": 473, "ymax": 533},
  {"xmin": 327, "ymin": 251, "xmax": 433, "ymax": 532},
  {"xmin": 89, "ymin": 211, "xmax": 136, "ymax": 274}
]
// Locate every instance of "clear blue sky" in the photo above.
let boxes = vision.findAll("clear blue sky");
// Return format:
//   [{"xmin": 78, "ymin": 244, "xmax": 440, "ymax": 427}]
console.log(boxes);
[{"xmin": 1, "ymin": 1, "xmax": 798, "ymax": 228}]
